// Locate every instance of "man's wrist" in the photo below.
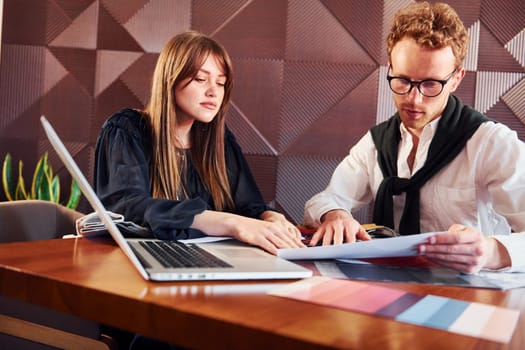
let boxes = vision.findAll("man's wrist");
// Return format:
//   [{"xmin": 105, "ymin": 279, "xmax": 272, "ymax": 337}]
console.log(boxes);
[
  {"xmin": 485, "ymin": 237, "xmax": 512, "ymax": 270},
  {"xmin": 320, "ymin": 209, "xmax": 351, "ymax": 223}
]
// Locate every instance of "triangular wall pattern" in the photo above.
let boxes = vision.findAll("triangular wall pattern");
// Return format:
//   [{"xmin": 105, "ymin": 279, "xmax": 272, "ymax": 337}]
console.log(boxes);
[{"xmin": 0, "ymin": 0, "xmax": 523, "ymax": 223}]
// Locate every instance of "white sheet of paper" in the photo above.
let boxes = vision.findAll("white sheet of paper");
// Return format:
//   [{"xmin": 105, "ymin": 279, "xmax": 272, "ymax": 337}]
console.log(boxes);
[{"xmin": 278, "ymin": 232, "xmax": 441, "ymax": 260}]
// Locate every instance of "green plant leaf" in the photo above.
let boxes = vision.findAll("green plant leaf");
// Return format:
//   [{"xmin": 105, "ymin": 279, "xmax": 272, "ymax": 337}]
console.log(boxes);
[
  {"xmin": 51, "ymin": 175, "xmax": 60, "ymax": 203},
  {"xmin": 3, "ymin": 151, "xmax": 81, "ymax": 210},
  {"xmin": 15, "ymin": 160, "xmax": 28, "ymax": 200},
  {"xmin": 2, "ymin": 153, "xmax": 14, "ymax": 201},
  {"xmin": 37, "ymin": 165, "xmax": 53, "ymax": 201},
  {"xmin": 31, "ymin": 152, "xmax": 47, "ymax": 199},
  {"xmin": 66, "ymin": 179, "xmax": 81, "ymax": 209}
]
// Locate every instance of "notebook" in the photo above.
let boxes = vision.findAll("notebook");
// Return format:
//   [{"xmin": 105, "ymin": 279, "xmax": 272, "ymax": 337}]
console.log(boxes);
[{"xmin": 40, "ymin": 116, "xmax": 312, "ymax": 281}]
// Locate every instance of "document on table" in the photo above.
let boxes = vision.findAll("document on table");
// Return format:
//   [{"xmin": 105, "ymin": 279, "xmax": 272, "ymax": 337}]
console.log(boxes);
[
  {"xmin": 278, "ymin": 231, "xmax": 440, "ymax": 260},
  {"xmin": 475, "ymin": 271, "xmax": 525, "ymax": 290},
  {"xmin": 312, "ymin": 260, "xmax": 519, "ymax": 289}
]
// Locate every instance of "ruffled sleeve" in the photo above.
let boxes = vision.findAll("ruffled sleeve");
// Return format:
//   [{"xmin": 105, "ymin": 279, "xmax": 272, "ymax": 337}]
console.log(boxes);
[{"xmin": 94, "ymin": 109, "xmax": 208, "ymax": 240}]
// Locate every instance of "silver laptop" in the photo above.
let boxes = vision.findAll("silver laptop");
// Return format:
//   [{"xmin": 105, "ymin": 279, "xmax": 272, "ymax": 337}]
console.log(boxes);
[{"xmin": 40, "ymin": 116, "xmax": 312, "ymax": 281}]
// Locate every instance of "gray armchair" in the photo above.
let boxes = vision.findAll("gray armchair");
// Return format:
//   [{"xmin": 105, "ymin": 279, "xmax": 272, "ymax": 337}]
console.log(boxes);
[
  {"xmin": 0, "ymin": 200, "xmax": 117, "ymax": 349},
  {"xmin": 0, "ymin": 199, "xmax": 82, "ymax": 241}
]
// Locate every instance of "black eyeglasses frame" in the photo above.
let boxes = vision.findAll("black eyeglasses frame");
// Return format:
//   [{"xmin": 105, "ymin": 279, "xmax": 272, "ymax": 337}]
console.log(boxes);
[{"xmin": 386, "ymin": 67, "xmax": 457, "ymax": 98}]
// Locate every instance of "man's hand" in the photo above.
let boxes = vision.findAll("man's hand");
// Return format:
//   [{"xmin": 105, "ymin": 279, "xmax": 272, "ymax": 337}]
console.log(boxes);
[
  {"xmin": 309, "ymin": 209, "xmax": 371, "ymax": 246},
  {"xmin": 418, "ymin": 224, "xmax": 511, "ymax": 273}
]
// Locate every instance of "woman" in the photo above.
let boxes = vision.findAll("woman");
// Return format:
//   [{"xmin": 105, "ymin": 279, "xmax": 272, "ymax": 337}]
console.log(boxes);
[{"xmin": 94, "ymin": 31, "xmax": 303, "ymax": 255}]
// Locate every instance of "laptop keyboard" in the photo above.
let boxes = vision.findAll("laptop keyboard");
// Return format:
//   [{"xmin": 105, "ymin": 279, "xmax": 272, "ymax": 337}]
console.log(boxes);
[{"xmin": 139, "ymin": 240, "xmax": 232, "ymax": 268}]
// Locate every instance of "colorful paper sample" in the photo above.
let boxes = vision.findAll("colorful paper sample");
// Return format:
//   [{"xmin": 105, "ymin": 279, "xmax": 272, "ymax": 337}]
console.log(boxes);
[{"xmin": 268, "ymin": 276, "xmax": 520, "ymax": 343}]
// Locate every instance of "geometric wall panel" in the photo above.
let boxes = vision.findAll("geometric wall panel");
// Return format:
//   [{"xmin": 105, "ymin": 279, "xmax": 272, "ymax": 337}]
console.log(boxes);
[
  {"xmin": 501, "ymin": 78, "xmax": 525, "ymax": 124},
  {"xmin": 49, "ymin": 47, "xmax": 97, "ymax": 95},
  {"xmin": 480, "ymin": 0, "xmax": 524, "ymax": 44},
  {"xmin": 464, "ymin": 21, "xmax": 480, "ymax": 71},
  {"xmin": 50, "ymin": 1, "xmax": 98, "ymax": 49},
  {"xmin": 506, "ymin": 29, "xmax": 525, "ymax": 68},
  {"xmin": 443, "ymin": 0, "xmax": 481, "ymax": 28},
  {"xmin": 231, "ymin": 57, "xmax": 284, "ymax": 149},
  {"xmin": 487, "ymin": 100, "xmax": 525, "ymax": 141},
  {"xmin": 280, "ymin": 62, "xmax": 375, "ymax": 152},
  {"xmin": 478, "ymin": 24, "xmax": 524, "ymax": 72},
  {"xmin": 95, "ymin": 50, "xmax": 142, "ymax": 96},
  {"xmin": 98, "ymin": 4, "xmax": 143, "ymax": 51},
  {"xmin": 101, "ymin": 0, "xmax": 149, "ymax": 24},
  {"xmin": 54, "ymin": 0, "xmax": 95, "ymax": 20},
  {"xmin": 124, "ymin": 0, "xmax": 192, "ymax": 53},
  {"xmin": 245, "ymin": 154, "xmax": 279, "ymax": 207},
  {"xmin": 41, "ymin": 75, "xmax": 93, "ymax": 143},
  {"xmin": 1, "ymin": 0, "xmax": 524, "ymax": 223},
  {"xmin": 455, "ymin": 71, "xmax": 478, "ymax": 108},
  {"xmin": 376, "ymin": 65, "xmax": 397, "ymax": 125},
  {"xmin": 227, "ymin": 103, "xmax": 277, "ymax": 156},
  {"xmin": 288, "ymin": 68, "xmax": 380, "ymax": 158},
  {"xmin": 475, "ymin": 72, "xmax": 524, "ymax": 113},
  {"xmin": 276, "ymin": 155, "xmax": 342, "ymax": 225},
  {"xmin": 119, "ymin": 53, "xmax": 158, "ymax": 105},
  {"xmin": 0, "ymin": 45, "xmax": 48, "ymax": 129},
  {"xmin": 321, "ymin": 0, "xmax": 385, "ymax": 64},
  {"xmin": 2, "ymin": 0, "xmax": 49, "ymax": 45},
  {"xmin": 214, "ymin": 0, "xmax": 287, "ymax": 59},
  {"xmin": 93, "ymin": 79, "xmax": 144, "ymax": 136},
  {"xmin": 192, "ymin": 0, "xmax": 251, "ymax": 35},
  {"xmin": 382, "ymin": 0, "xmax": 413, "ymax": 63},
  {"xmin": 286, "ymin": 0, "xmax": 372, "ymax": 64},
  {"xmin": 43, "ymin": 48, "xmax": 69, "ymax": 94}
]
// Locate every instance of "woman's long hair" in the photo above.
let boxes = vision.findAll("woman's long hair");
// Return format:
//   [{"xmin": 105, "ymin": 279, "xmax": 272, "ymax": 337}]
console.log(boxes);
[{"xmin": 144, "ymin": 31, "xmax": 234, "ymax": 210}]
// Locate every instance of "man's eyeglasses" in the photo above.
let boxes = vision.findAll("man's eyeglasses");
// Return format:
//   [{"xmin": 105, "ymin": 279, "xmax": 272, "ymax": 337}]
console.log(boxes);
[{"xmin": 386, "ymin": 67, "xmax": 457, "ymax": 97}]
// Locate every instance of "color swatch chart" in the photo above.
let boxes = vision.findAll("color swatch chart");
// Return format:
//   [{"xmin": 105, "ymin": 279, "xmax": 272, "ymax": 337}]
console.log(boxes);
[{"xmin": 268, "ymin": 276, "xmax": 520, "ymax": 343}]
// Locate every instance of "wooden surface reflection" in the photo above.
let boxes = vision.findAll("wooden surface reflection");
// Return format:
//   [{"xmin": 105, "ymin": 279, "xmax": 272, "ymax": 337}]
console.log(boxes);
[{"xmin": 0, "ymin": 237, "xmax": 523, "ymax": 349}]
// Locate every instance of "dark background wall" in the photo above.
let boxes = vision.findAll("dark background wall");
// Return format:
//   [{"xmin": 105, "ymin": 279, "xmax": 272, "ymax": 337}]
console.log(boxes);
[{"xmin": 0, "ymin": 0, "xmax": 524, "ymax": 224}]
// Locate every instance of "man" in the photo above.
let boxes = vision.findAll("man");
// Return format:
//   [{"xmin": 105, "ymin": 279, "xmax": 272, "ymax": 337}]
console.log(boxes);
[{"xmin": 303, "ymin": 2, "xmax": 525, "ymax": 274}]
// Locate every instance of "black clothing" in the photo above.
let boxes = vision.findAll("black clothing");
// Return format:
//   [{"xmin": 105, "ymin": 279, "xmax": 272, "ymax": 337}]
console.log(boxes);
[
  {"xmin": 94, "ymin": 108, "xmax": 271, "ymax": 239},
  {"xmin": 370, "ymin": 95, "xmax": 491, "ymax": 235}
]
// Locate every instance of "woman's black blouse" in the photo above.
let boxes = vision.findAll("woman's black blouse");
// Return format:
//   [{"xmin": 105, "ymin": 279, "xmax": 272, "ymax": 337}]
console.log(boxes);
[{"xmin": 94, "ymin": 108, "xmax": 271, "ymax": 240}]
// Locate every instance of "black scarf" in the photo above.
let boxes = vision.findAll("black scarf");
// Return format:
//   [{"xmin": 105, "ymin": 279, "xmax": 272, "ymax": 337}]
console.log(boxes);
[{"xmin": 370, "ymin": 95, "xmax": 490, "ymax": 235}]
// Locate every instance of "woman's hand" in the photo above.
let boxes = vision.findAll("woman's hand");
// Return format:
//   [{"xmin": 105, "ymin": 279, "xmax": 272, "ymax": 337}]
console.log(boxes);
[
  {"xmin": 256, "ymin": 210, "xmax": 304, "ymax": 251},
  {"xmin": 260, "ymin": 210, "xmax": 303, "ymax": 240},
  {"xmin": 191, "ymin": 210, "xmax": 304, "ymax": 254}
]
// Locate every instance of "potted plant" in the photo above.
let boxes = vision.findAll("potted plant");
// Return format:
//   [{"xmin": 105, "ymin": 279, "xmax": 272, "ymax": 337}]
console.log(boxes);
[{"xmin": 2, "ymin": 152, "xmax": 81, "ymax": 210}]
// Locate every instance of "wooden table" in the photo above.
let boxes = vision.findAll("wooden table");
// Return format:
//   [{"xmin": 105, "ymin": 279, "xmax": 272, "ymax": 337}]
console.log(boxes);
[{"xmin": 0, "ymin": 237, "xmax": 523, "ymax": 349}]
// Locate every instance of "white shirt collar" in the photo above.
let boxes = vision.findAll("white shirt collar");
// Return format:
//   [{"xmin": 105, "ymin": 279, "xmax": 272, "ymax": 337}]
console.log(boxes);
[
  {"xmin": 399, "ymin": 116, "xmax": 441, "ymax": 140},
  {"xmin": 398, "ymin": 116, "xmax": 442, "ymax": 176}
]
